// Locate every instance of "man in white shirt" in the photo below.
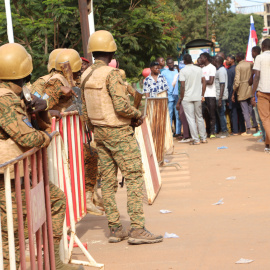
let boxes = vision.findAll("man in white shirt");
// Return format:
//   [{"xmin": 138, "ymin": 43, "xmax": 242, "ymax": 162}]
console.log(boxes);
[
  {"xmin": 200, "ymin": 52, "xmax": 217, "ymax": 138},
  {"xmin": 252, "ymin": 38, "xmax": 270, "ymax": 152},
  {"xmin": 176, "ymin": 54, "xmax": 207, "ymax": 144}
]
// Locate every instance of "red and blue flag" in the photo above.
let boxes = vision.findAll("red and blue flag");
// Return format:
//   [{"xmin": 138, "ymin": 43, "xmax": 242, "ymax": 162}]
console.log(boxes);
[{"xmin": 246, "ymin": 15, "xmax": 258, "ymax": 62}]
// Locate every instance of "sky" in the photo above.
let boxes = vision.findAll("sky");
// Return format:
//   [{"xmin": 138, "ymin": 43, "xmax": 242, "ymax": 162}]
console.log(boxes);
[{"xmin": 230, "ymin": 0, "xmax": 267, "ymax": 12}]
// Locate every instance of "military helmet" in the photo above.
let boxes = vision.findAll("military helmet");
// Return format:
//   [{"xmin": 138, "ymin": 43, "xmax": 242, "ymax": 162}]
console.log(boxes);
[
  {"xmin": 55, "ymin": 49, "xmax": 82, "ymax": 73},
  {"xmin": 87, "ymin": 30, "xmax": 117, "ymax": 53},
  {"xmin": 47, "ymin": 48, "xmax": 65, "ymax": 73},
  {"xmin": 0, "ymin": 43, "xmax": 33, "ymax": 80}
]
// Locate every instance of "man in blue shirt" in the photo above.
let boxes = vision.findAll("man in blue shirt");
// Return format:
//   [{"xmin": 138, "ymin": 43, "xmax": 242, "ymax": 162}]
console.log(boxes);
[
  {"xmin": 162, "ymin": 58, "xmax": 181, "ymax": 136},
  {"xmin": 143, "ymin": 61, "xmax": 169, "ymax": 97}
]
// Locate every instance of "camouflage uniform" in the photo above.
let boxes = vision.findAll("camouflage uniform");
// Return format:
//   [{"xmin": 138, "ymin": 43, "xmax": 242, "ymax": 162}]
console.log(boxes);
[
  {"xmin": 30, "ymin": 72, "xmax": 55, "ymax": 98},
  {"xmin": 83, "ymin": 143, "xmax": 98, "ymax": 193},
  {"xmin": 0, "ymin": 82, "xmax": 66, "ymax": 269},
  {"xmin": 33, "ymin": 73, "xmax": 99, "ymax": 193},
  {"xmin": 82, "ymin": 60, "xmax": 145, "ymax": 228}
]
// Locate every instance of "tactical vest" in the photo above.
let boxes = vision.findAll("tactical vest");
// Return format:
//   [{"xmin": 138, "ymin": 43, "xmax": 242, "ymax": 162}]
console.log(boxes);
[
  {"xmin": 48, "ymin": 73, "xmax": 73, "ymax": 112},
  {"xmin": 83, "ymin": 66, "xmax": 131, "ymax": 127},
  {"xmin": 0, "ymin": 88, "xmax": 26, "ymax": 176}
]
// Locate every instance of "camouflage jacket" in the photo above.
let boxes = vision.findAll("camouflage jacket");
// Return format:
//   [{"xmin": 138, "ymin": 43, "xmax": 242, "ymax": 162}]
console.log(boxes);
[
  {"xmin": 0, "ymin": 82, "xmax": 50, "ymax": 149},
  {"xmin": 32, "ymin": 71, "xmax": 72, "ymax": 112}
]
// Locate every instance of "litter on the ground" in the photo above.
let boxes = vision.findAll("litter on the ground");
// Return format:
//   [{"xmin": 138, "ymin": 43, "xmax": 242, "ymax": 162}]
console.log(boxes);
[
  {"xmin": 164, "ymin": 232, "xmax": 179, "ymax": 238},
  {"xmin": 160, "ymin": 210, "xmax": 172, "ymax": 214},
  {"xmin": 235, "ymin": 258, "xmax": 254, "ymax": 264},
  {"xmin": 217, "ymin": 146, "xmax": 228, "ymax": 150},
  {"xmin": 226, "ymin": 176, "xmax": 236, "ymax": 180},
  {"xmin": 164, "ymin": 159, "xmax": 170, "ymax": 163},
  {"xmin": 212, "ymin": 198, "xmax": 224, "ymax": 205}
]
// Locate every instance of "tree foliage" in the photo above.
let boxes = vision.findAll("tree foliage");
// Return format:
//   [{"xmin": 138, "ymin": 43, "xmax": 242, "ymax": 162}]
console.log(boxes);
[
  {"xmin": 94, "ymin": 0, "xmax": 181, "ymax": 80},
  {"xmin": 0, "ymin": 0, "xmax": 264, "ymax": 82},
  {"xmin": 218, "ymin": 13, "xmax": 264, "ymax": 56}
]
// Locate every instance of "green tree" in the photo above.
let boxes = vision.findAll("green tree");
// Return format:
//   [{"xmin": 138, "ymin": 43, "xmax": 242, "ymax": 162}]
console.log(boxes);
[
  {"xmin": 218, "ymin": 13, "xmax": 264, "ymax": 56},
  {"xmin": 0, "ymin": 0, "xmax": 82, "ymax": 80},
  {"xmin": 94, "ymin": 0, "xmax": 181, "ymax": 81}
]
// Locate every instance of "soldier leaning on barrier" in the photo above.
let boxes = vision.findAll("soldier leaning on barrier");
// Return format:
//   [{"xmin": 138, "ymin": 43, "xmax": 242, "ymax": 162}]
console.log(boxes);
[
  {"xmin": 31, "ymin": 48, "xmax": 103, "ymax": 216},
  {"xmin": 81, "ymin": 30, "xmax": 163, "ymax": 244},
  {"xmin": 0, "ymin": 43, "xmax": 84, "ymax": 270}
]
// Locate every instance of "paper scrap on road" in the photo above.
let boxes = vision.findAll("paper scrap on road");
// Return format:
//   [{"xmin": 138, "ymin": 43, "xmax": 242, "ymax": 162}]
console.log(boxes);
[
  {"xmin": 164, "ymin": 232, "xmax": 179, "ymax": 238},
  {"xmin": 212, "ymin": 198, "xmax": 224, "ymax": 205},
  {"xmin": 226, "ymin": 176, "xmax": 236, "ymax": 180},
  {"xmin": 235, "ymin": 258, "xmax": 254, "ymax": 264},
  {"xmin": 217, "ymin": 146, "xmax": 228, "ymax": 150},
  {"xmin": 164, "ymin": 159, "xmax": 169, "ymax": 163},
  {"xmin": 160, "ymin": 210, "xmax": 172, "ymax": 214}
]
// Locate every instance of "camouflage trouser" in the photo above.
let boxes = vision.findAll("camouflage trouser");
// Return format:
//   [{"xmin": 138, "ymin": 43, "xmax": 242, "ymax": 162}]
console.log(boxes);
[
  {"xmin": 0, "ymin": 180, "xmax": 66, "ymax": 269},
  {"xmin": 94, "ymin": 126, "xmax": 145, "ymax": 229},
  {"xmin": 83, "ymin": 143, "xmax": 98, "ymax": 193}
]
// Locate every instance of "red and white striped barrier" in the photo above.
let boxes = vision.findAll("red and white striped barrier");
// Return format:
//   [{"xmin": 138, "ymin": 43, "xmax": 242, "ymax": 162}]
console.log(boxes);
[
  {"xmin": 0, "ymin": 132, "xmax": 58, "ymax": 270},
  {"xmin": 50, "ymin": 112, "xmax": 103, "ymax": 268}
]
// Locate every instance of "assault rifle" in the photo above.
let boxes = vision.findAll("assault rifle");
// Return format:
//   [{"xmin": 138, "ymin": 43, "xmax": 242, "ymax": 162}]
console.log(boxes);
[
  {"xmin": 60, "ymin": 61, "xmax": 82, "ymax": 115},
  {"xmin": 60, "ymin": 61, "xmax": 93, "ymax": 154}
]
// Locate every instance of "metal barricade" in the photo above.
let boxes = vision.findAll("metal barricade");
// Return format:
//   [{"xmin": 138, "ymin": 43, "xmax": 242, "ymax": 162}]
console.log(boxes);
[
  {"xmin": 135, "ymin": 118, "xmax": 162, "ymax": 204},
  {"xmin": 0, "ymin": 132, "xmax": 59, "ymax": 270},
  {"xmin": 50, "ymin": 112, "xmax": 103, "ymax": 269}
]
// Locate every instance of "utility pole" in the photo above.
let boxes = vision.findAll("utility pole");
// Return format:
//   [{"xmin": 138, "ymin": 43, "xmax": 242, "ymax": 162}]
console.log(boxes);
[
  {"xmin": 78, "ymin": 0, "xmax": 93, "ymax": 64},
  {"xmin": 206, "ymin": 0, "xmax": 209, "ymax": 39}
]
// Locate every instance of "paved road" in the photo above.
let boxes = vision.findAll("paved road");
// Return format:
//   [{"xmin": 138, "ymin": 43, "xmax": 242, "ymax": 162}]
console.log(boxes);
[{"xmin": 75, "ymin": 135, "xmax": 270, "ymax": 270}]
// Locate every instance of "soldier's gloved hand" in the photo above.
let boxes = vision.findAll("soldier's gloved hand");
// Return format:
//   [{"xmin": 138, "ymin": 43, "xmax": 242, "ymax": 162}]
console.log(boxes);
[
  {"xmin": 29, "ymin": 94, "xmax": 47, "ymax": 113},
  {"xmin": 49, "ymin": 110, "xmax": 62, "ymax": 120},
  {"xmin": 61, "ymin": 86, "xmax": 78, "ymax": 98}
]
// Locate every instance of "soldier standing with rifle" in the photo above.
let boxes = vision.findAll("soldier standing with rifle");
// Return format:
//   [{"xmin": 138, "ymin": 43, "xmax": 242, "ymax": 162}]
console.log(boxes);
[
  {"xmin": 0, "ymin": 43, "xmax": 84, "ymax": 270},
  {"xmin": 33, "ymin": 48, "xmax": 103, "ymax": 215},
  {"xmin": 81, "ymin": 30, "xmax": 163, "ymax": 244}
]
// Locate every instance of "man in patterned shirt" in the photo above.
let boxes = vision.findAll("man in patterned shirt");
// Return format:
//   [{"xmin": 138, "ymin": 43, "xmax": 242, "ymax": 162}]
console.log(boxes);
[{"xmin": 143, "ymin": 61, "xmax": 169, "ymax": 98}]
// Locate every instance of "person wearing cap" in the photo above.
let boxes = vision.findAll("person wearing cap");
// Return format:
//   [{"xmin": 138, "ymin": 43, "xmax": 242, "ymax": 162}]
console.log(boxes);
[
  {"xmin": 81, "ymin": 30, "xmax": 163, "ymax": 245},
  {"xmin": 81, "ymin": 57, "xmax": 90, "ymax": 73},
  {"xmin": 0, "ymin": 43, "xmax": 84, "ymax": 270}
]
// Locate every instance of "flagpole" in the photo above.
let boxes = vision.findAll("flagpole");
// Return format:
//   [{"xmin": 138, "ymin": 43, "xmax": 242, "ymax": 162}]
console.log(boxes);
[{"xmin": 4, "ymin": 0, "xmax": 14, "ymax": 43}]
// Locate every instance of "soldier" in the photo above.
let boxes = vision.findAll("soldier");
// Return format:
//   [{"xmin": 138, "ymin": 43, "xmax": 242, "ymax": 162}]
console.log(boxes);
[
  {"xmin": 43, "ymin": 48, "xmax": 81, "ymax": 112},
  {"xmin": 0, "ymin": 43, "xmax": 83, "ymax": 269},
  {"xmin": 81, "ymin": 30, "xmax": 163, "ymax": 244},
  {"xmin": 37, "ymin": 48, "xmax": 103, "ymax": 215},
  {"xmin": 31, "ymin": 48, "xmax": 65, "ymax": 98}
]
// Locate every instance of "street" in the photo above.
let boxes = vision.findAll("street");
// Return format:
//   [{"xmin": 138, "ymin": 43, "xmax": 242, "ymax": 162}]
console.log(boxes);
[{"xmin": 75, "ymin": 135, "xmax": 270, "ymax": 270}]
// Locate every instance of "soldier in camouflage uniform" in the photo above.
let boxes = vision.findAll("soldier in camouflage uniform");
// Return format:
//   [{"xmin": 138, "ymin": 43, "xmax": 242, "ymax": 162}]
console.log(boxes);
[
  {"xmin": 31, "ymin": 49, "xmax": 103, "ymax": 215},
  {"xmin": 30, "ymin": 48, "xmax": 64, "ymax": 98},
  {"xmin": 81, "ymin": 30, "xmax": 163, "ymax": 244},
  {"xmin": 0, "ymin": 43, "xmax": 83, "ymax": 270}
]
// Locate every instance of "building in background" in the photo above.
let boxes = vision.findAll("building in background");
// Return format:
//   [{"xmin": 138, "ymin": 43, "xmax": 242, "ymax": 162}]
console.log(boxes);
[{"xmin": 235, "ymin": 1, "xmax": 270, "ymax": 39}]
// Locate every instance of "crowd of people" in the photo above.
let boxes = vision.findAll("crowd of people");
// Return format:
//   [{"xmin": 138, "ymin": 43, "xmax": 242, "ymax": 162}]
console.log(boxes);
[{"xmin": 143, "ymin": 39, "xmax": 270, "ymax": 152}]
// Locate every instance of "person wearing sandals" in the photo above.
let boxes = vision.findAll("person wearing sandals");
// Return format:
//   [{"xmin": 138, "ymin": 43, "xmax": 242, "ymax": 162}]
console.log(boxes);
[{"xmin": 176, "ymin": 54, "xmax": 207, "ymax": 145}]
